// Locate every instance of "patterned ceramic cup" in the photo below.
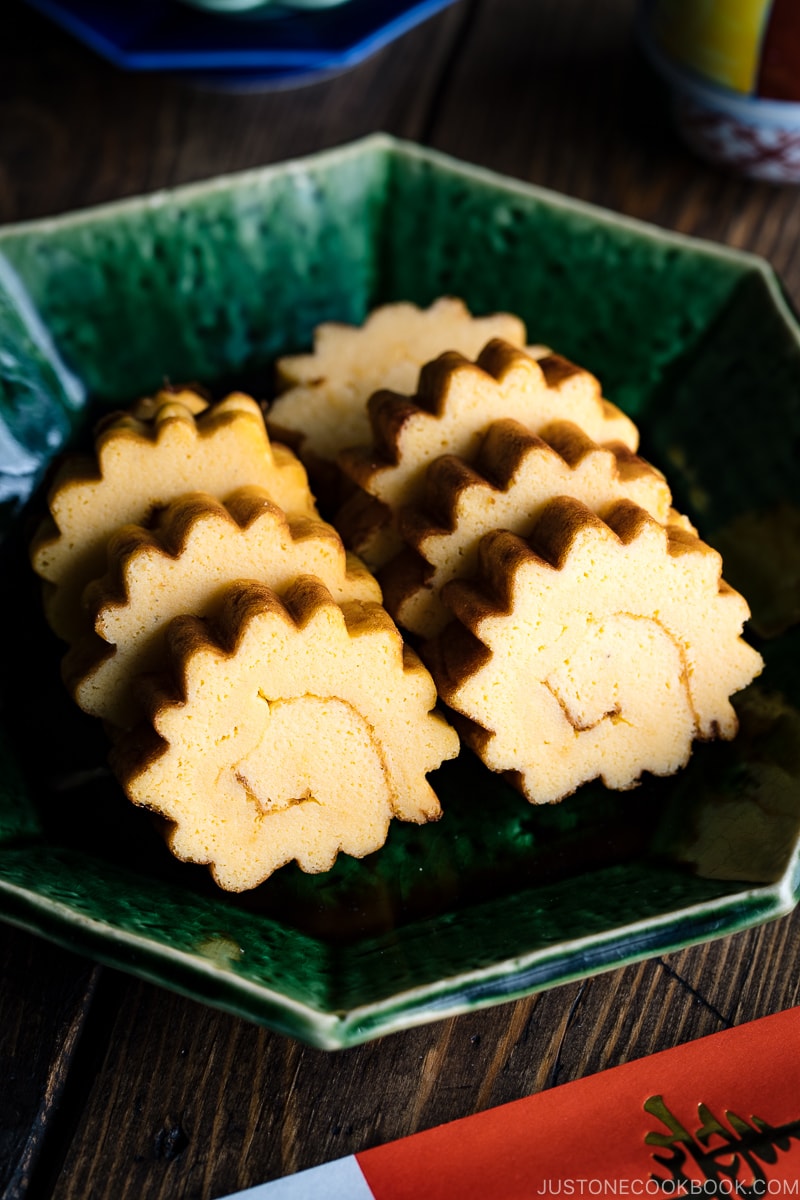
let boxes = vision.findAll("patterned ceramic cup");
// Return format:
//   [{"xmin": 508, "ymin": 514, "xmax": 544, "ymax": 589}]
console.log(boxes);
[{"xmin": 639, "ymin": 0, "xmax": 800, "ymax": 182}]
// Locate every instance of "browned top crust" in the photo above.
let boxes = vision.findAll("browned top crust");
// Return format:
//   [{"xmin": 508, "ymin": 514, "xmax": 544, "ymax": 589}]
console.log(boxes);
[
  {"xmin": 340, "ymin": 340, "xmax": 639, "ymax": 494},
  {"xmin": 422, "ymin": 496, "xmax": 763, "ymax": 805},
  {"xmin": 30, "ymin": 389, "xmax": 316, "ymax": 643},
  {"xmin": 335, "ymin": 340, "xmax": 640, "ymax": 571},
  {"xmin": 66, "ymin": 486, "xmax": 380, "ymax": 729},
  {"xmin": 111, "ymin": 577, "xmax": 459, "ymax": 891},
  {"xmin": 268, "ymin": 297, "xmax": 528, "ymax": 467},
  {"xmin": 378, "ymin": 416, "xmax": 670, "ymax": 638}
]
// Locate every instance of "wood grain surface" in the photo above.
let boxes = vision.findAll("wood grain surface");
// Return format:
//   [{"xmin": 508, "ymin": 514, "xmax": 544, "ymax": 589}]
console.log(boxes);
[{"xmin": 2, "ymin": 0, "xmax": 800, "ymax": 1197}]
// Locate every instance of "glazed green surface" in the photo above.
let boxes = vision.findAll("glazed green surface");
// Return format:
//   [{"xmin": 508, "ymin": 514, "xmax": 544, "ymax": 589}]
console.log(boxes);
[
  {"xmin": 381, "ymin": 151, "xmax": 746, "ymax": 419},
  {"xmin": 0, "ymin": 136, "xmax": 798, "ymax": 1047},
  {"xmin": 0, "ymin": 141, "xmax": 388, "ymax": 408}
]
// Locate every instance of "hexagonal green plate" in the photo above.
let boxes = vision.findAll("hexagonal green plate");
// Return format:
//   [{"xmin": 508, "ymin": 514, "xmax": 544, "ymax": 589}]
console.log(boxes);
[{"xmin": 0, "ymin": 136, "xmax": 798, "ymax": 1048}]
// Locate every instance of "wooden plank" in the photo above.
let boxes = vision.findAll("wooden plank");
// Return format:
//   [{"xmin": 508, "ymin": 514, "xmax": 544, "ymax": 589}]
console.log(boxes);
[
  {"xmin": 46, "ymin": 951, "xmax": 735, "ymax": 1200},
  {"xmin": 428, "ymin": 0, "xmax": 800, "ymax": 304},
  {"xmin": 427, "ymin": 0, "xmax": 647, "ymax": 201},
  {"xmin": 415, "ymin": 0, "xmax": 800, "ymax": 1094},
  {"xmin": 4, "ymin": 0, "xmax": 800, "ymax": 1196},
  {"xmin": 0, "ymin": 3, "xmax": 471, "ymax": 1194},
  {"xmin": 51, "ymin": 919, "xmax": 795, "ymax": 1200},
  {"xmin": 661, "ymin": 908, "xmax": 800, "ymax": 1026},
  {"xmin": 0, "ymin": 4, "xmax": 473, "ymax": 1197},
  {"xmin": 0, "ymin": 0, "xmax": 469, "ymax": 222},
  {"xmin": 0, "ymin": 926, "xmax": 99, "ymax": 1200}
]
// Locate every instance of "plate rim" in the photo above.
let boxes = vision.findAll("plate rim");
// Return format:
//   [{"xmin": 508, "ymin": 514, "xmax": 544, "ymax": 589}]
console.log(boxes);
[
  {"xmin": 0, "ymin": 862, "xmax": 794, "ymax": 1049},
  {"xmin": 1, "ymin": 133, "xmax": 799, "ymax": 1048}
]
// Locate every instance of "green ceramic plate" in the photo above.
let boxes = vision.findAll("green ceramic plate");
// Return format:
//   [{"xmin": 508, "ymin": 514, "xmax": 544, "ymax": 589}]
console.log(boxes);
[{"xmin": 0, "ymin": 136, "xmax": 798, "ymax": 1048}]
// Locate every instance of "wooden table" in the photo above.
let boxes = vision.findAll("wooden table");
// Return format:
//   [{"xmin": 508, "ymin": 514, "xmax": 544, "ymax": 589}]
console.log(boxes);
[{"xmin": 2, "ymin": 1, "xmax": 800, "ymax": 1196}]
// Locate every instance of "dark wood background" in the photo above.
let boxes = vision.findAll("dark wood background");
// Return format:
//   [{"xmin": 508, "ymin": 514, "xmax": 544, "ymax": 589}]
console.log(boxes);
[{"xmin": 2, "ymin": 1, "xmax": 800, "ymax": 1197}]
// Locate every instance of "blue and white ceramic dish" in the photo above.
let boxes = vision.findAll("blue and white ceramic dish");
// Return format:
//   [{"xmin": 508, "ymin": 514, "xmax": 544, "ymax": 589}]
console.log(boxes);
[{"xmin": 23, "ymin": 0, "xmax": 460, "ymax": 80}]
